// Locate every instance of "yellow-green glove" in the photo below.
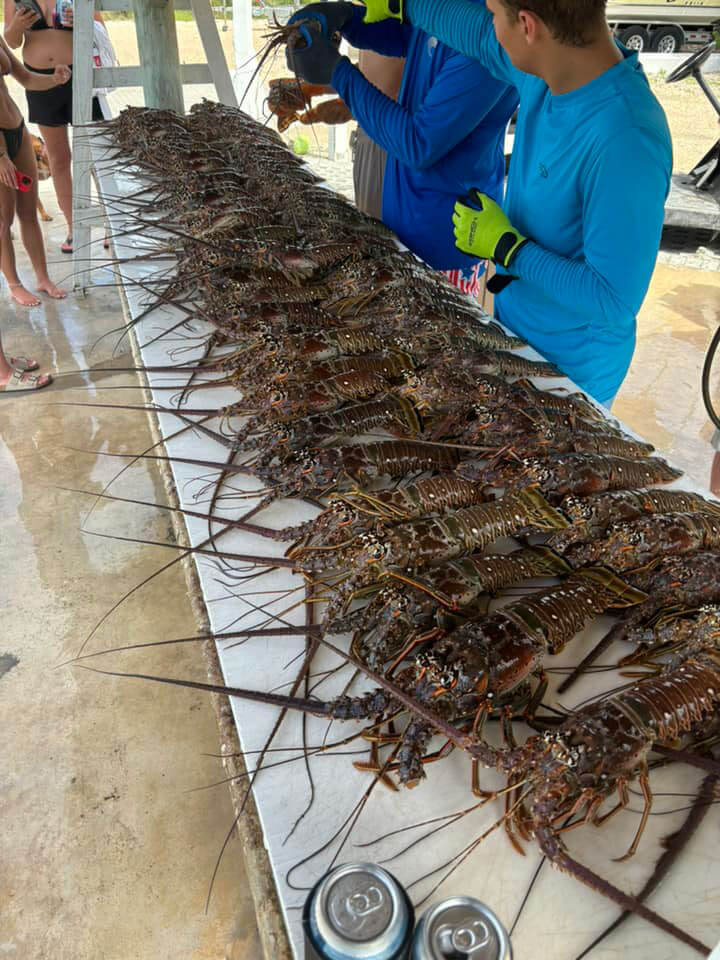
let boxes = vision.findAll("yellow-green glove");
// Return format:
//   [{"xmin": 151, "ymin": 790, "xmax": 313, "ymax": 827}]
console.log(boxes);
[
  {"xmin": 453, "ymin": 189, "xmax": 528, "ymax": 268},
  {"xmin": 362, "ymin": 0, "xmax": 403, "ymax": 23}
]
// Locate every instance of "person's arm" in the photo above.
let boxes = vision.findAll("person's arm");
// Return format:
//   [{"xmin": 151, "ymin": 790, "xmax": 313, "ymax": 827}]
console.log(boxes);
[
  {"xmin": 0, "ymin": 36, "xmax": 71, "ymax": 87},
  {"xmin": 403, "ymin": 0, "xmax": 519, "ymax": 86},
  {"xmin": 3, "ymin": 0, "xmax": 36, "ymax": 48},
  {"xmin": 342, "ymin": 4, "xmax": 411, "ymax": 58},
  {"xmin": 511, "ymin": 130, "xmax": 670, "ymax": 325},
  {"xmin": 332, "ymin": 52, "xmax": 513, "ymax": 170}
]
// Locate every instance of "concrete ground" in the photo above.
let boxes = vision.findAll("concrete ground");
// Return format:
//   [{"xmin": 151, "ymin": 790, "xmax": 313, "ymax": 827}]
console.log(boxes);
[
  {"xmin": 1, "ymin": 25, "xmax": 719, "ymax": 955},
  {"xmin": 0, "ymin": 189, "xmax": 261, "ymax": 959}
]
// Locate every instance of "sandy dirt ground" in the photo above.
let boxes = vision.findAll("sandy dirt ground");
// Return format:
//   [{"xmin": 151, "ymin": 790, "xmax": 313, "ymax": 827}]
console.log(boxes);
[
  {"xmin": 93, "ymin": 20, "xmax": 720, "ymax": 168},
  {"xmin": 0, "ymin": 16, "xmax": 717, "ymax": 163}
]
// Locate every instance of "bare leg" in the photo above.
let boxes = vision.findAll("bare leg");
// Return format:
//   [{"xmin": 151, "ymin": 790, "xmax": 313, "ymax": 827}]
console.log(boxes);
[
  {"xmin": 13, "ymin": 131, "xmax": 65, "ymax": 299},
  {"xmin": 0, "ymin": 178, "xmax": 40, "ymax": 307},
  {"xmin": 38, "ymin": 123, "xmax": 72, "ymax": 245},
  {"xmin": 0, "ymin": 331, "xmax": 12, "ymax": 383}
]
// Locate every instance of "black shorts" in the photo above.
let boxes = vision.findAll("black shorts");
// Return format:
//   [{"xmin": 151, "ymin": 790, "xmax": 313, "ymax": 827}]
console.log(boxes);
[{"xmin": 25, "ymin": 65, "xmax": 104, "ymax": 127}]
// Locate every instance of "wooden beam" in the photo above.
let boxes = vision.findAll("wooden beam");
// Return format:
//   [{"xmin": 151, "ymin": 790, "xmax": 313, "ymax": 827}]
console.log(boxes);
[
  {"xmin": 130, "ymin": 0, "xmax": 184, "ymax": 113},
  {"xmin": 190, "ymin": 0, "xmax": 237, "ymax": 105},
  {"xmin": 94, "ymin": 63, "xmax": 214, "ymax": 86},
  {"xmin": 72, "ymin": 0, "xmax": 97, "ymax": 293},
  {"xmin": 97, "ymin": 0, "xmax": 194, "ymax": 7}
]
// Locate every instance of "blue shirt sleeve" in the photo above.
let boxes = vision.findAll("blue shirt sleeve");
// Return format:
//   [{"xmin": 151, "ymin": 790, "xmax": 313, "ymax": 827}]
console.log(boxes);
[
  {"xmin": 342, "ymin": 4, "xmax": 412, "ymax": 58},
  {"xmin": 404, "ymin": 0, "xmax": 521, "ymax": 88},
  {"xmin": 332, "ymin": 54, "xmax": 512, "ymax": 171},
  {"xmin": 512, "ymin": 129, "xmax": 670, "ymax": 326}
]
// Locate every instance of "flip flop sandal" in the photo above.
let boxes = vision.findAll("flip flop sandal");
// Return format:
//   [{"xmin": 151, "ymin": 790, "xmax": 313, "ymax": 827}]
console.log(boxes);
[
  {"xmin": 9, "ymin": 355, "xmax": 40, "ymax": 372},
  {"xmin": 61, "ymin": 238, "xmax": 73, "ymax": 254},
  {"xmin": 0, "ymin": 369, "xmax": 53, "ymax": 393}
]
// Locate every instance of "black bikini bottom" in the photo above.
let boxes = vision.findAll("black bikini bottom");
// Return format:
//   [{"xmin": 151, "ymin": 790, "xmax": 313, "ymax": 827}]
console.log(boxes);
[
  {"xmin": 24, "ymin": 65, "xmax": 104, "ymax": 127},
  {"xmin": 1, "ymin": 119, "xmax": 24, "ymax": 162}
]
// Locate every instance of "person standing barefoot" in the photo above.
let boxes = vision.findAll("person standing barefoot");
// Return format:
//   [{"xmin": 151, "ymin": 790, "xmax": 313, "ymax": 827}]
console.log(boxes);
[
  {"xmin": 4, "ymin": 0, "xmax": 106, "ymax": 254},
  {"xmin": 0, "ymin": 35, "xmax": 68, "ymax": 305}
]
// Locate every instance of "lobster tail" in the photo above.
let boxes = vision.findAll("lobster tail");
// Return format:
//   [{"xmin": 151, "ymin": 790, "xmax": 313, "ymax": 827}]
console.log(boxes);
[
  {"xmin": 513, "ymin": 487, "xmax": 570, "ymax": 532},
  {"xmin": 575, "ymin": 567, "xmax": 648, "ymax": 608}
]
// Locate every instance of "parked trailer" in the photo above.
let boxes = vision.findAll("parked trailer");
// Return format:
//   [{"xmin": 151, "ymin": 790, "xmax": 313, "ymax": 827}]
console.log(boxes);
[{"xmin": 608, "ymin": 0, "xmax": 720, "ymax": 51}]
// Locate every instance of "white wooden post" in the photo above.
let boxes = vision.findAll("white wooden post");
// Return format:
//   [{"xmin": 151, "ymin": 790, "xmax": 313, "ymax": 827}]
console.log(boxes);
[
  {"xmin": 232, "ymin": 0, "xmax": 263, "ymax": 118},
  {"xmin": 191, "ymin": 0, "xmax": 238, "ymax": 105},
  {"xmin": 72, "ymin": 0, "xmax": 96, "ymax": 293},
  {"xmin": 72, "ymin": 0, "xmax": 238, "ymax": 291}
]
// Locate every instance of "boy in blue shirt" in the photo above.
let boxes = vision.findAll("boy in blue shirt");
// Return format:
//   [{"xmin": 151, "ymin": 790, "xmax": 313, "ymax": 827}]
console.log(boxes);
[
  {"xmin": 287, "ymin": 2, "xmax": 518, "ymax": 295},
  {"xmin": 288, "ymin": 0, "xmax": 672, "ymax": 405}
]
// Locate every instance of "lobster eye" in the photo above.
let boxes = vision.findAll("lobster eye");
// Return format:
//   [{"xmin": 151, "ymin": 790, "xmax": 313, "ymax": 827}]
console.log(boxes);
[
  {"xmin": 276, "ymin": 430, "xmax": 290, "ymax": 444},
  {"xmin": 368, "ymin": 542, "xmax": 385, "ymax": 561},
  {"xmin": 336, "ymin": 508, "xmax": 354, "ymax": 526},
  {"xmin": 300, "ymin": 457, "xmax": 315, "ymax": 474},
  {"xmin": 270, "ymin": 391, "xmax": 284, "ymax": 406}
]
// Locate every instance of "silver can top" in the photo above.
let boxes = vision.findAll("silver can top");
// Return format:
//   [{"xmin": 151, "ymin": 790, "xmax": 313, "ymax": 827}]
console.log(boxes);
[
  {"xmin": 412, "ymin": 897, "xmax": 512, "ymax": 960},
  {"xmin": 308, "ymin": 862, "xmax": 412, "ymax": 958}
]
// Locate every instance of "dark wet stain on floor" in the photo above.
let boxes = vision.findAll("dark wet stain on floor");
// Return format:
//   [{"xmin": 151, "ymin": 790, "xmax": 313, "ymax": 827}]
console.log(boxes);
[{"xmin": 0, "ymin": 653, "xmax": 19, "ymax": 679}]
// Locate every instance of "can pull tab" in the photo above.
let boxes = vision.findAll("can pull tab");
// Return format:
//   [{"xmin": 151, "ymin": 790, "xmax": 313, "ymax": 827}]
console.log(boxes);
[
  {"xmin": 330, "ymin": 884, "xmax": 384, "ymax": 934},
  {"xmin": 436, "ymin": 919, "xmax": 491, "ymax": 956}
]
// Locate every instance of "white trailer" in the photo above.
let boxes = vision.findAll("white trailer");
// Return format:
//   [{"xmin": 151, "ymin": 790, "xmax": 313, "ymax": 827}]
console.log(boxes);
[{"xmin": 608, "ymin": 0, "xmax": 720, "ymax": 51}]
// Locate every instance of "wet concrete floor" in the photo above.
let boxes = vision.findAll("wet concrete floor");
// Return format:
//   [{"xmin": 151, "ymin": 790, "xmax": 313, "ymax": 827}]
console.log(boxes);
[
  {"xmin": 0, "ymin": 189, "xmax": 261, "ymax": 959},
  {"xmin": 615, "ymin": 261, "xmax": 720, "ymax": 486},
  {"xmin": 0, "ymin": 176, "xmax": 717, "ymax": 959}
]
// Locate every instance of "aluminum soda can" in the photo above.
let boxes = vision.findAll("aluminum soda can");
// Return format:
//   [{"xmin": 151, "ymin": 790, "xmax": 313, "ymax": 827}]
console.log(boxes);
[
  {"xmin": 303, "ymin": 862, "xmax": 415, "ymax": 959},
  {"xmin": 411, "ymin": 897, "xmax": 512, "ymax": 960},
  {"xmin": 54, "ymin": 0, "xmax": 72, "ymax": 27}
]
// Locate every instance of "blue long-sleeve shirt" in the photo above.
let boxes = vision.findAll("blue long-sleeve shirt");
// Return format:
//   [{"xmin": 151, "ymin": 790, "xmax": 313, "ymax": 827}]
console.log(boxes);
[
  {"xmin": 401, "ymin": 0, "xmax": 672, "ymax": 404},
  {"xmin": 331, "ymin": 6, "xmax": 518, "ymax": 270}
]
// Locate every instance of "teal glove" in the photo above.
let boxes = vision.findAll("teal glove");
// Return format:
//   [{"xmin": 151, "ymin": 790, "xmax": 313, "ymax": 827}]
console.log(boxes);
[
  {"xmin": 362, "ymin": 0, "xmax": 403, "ymax": 23},
  {"xmin": 453, "ymin": 189, "xmax": 528, "ymax": 269}
]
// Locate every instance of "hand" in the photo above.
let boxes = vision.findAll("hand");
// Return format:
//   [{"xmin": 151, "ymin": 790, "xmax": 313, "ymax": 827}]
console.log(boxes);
[
  {"xmin": 287, "ymin": 21, "xmax": 343, "ymax": 86},
  {"xmin": 453, "ymin": 189, "xmax": 528, "ymax": 268},
  {"xmin": 10, "ymin": 6, "xmax": 39, "ymax": 30},
  {"xmin": 0, "ymin": 153, "xmax": 18, "ymax": 190},
  {"xmin": 288, "ymin": 2, "xmax": 354, "ymax": 37},
  {"xmin": 52, "ymin": 64, "xmax": 72, "ymax": 85},
  {"xmin": 362, "ymin": 0, "xmax": 403, "ymax": 23}
]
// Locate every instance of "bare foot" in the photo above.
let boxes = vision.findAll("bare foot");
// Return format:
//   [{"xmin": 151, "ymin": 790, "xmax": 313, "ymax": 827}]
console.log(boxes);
[
  {"xmin": 36, "ymin": 278, "xmax": 67, "ymax": 300},
  {"xmin": 8, "ymin": 283, "xmax": 41, "ymax": 307}
]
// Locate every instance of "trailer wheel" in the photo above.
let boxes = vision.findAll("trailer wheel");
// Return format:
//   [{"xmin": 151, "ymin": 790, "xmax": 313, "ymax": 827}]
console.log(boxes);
[
  {"xmin": 617, "ymin": 25, "xmax": 650, "ymax": 51},
  {"xmin": 650, "ymin": 25, "xmax": 685, "ymax": 53}
]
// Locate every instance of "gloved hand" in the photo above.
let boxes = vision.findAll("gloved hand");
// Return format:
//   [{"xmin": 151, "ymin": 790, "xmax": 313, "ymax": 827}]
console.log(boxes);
[
  {"xmin": 362, "ymin": 0, "xmax": 404, "ymax": 22},
  {"xmin": 287, "ymin": 21, "xmax": 344, "ymax": 86},
  {"xmin": 453, "ymin": 189, "xmax": 528, "ymax": 268},
  {"xmin": 288, "ymin": 2, "xmax": 355, "ymax": 37}
]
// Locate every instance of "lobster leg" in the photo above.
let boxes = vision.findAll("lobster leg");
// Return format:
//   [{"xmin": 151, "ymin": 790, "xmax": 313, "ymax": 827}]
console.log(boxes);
[
  {"xmin": 614, "ymin": 772, "xmax": 652, "ymax": 863},
  {"xmin": 592, "ymin": 779, "xmax": 630, "ymax": 828}
]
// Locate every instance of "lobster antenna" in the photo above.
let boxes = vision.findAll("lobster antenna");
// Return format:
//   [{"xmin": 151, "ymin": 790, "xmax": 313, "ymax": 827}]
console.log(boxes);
[
  {"xmin": 75, "ymin": 495, "xmax": 271, "ymax": 657},
  {"xmin": 202, "ymin": 596, "xmax": 320, "ymax": 912},
  {"xmin": 574, "ymin": 766, "xmax": 715, "ymax": 959},
  {"xmin": 408, "ymin": 788, "xmax": 534, "ymax": 904},
  {"xmin": 285, "ymin": 727, "xmax": 406, "ymax": 892},
  {"xmin": 78, "ymin": 415, "xmax": 215, "ymax": 529},
  {"xmin": 79, "ymin": 528, "xmax": 293, "ymax": 568},
  {"xmin": 545, "ymin": 835, "xmax": 709, "ymax": 955},
  {"xmin": 557, "ymin": 626, "xmax": 620, "ymax": 694},
  {"xmin": 56, "ymin": 484, "xmax": 281, "ymax": 541}
]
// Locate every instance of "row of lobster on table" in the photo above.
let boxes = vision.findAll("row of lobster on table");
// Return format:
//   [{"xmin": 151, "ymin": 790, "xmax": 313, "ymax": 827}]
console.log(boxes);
[{"xmin": 100, "ymin": 101, "xmax": 720, "ymax": 953}]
